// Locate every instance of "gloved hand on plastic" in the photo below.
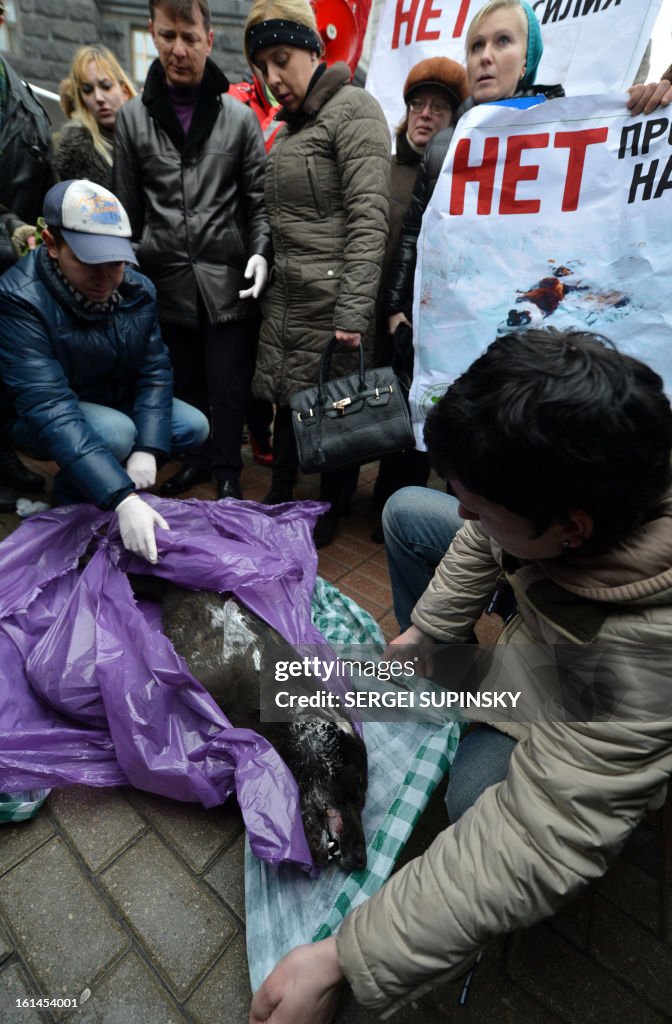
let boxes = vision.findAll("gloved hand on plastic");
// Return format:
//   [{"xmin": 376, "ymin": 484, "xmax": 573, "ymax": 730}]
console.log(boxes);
[
  {"xmin": 239, "ymin": 254, "xmax": 268, "ymax": 299},
  {"xmin": 125, "ymin": 450, "xmax": 157, "ymax": 490},
  {"xmin": 115, "ymin": 493, "xmax": 170, "ymax": 564}
]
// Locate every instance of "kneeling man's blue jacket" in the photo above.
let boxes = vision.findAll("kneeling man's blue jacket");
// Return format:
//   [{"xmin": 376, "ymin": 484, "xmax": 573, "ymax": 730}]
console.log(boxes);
[{"xmin": 0, "ymin": 247, "xmax": 172, "ymax": 509}]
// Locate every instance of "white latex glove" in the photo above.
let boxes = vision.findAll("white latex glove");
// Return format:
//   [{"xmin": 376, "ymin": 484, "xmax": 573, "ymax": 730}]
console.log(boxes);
[
  {"xmin": 115, "ymin": 493, "xmax": 170, "ymax": 564},
  {"xmin": 239, "ymin": 254, "xmax": 268, "ymax": 299},
  {"xmin": 125, "ymin": 451, "xmax": 157, "ymax": 490}
]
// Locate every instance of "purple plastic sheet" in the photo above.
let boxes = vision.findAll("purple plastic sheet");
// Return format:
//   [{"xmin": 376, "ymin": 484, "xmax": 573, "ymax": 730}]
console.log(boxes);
[{"xmin": 0, "ymin": 495, "xmax": 340, "ymax": 870}]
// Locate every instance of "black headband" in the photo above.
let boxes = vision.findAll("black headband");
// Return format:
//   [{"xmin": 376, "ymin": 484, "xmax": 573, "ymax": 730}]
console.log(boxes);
[{"xmin": 246, "ymin": 19, "xmax": 322, "ymax": 62}]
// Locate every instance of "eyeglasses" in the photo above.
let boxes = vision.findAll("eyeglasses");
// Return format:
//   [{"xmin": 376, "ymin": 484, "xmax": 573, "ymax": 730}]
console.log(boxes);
[{"xmin": 408, "ymin": 98, "xmax": 451, "ymax": 115}]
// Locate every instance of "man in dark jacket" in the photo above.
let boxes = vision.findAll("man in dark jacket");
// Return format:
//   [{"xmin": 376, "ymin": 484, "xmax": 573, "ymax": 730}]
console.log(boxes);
[
  {"xmin": 0, "ymin": 179, "xmax": 209, "ymax": 563},
  {"xmin": 0, "ymin": 0, "xmax": 56, "ymax": 508},
  {"xmin": 113, "ymin": 0, "xmax": 272, "ymax": 500}
]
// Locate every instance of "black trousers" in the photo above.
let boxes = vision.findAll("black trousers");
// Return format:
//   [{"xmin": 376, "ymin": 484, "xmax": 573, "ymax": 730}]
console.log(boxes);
[
  {"xmin": 272, "ymin": 405, "xmax": 359, "ymax": 508},
  {"xmin": 373, "ymin": 447, "xmax": 431, "ymax": 513},
  {"xmin": 161, "ymin": 317, "xmax": 257, "ymax": 483}
]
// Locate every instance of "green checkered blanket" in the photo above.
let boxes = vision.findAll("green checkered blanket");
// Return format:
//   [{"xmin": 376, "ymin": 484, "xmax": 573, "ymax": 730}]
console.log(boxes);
[
  {"xmin": 0, "ymin": 789, "xmax": 50, "ymax": 824},
  {"xmin": 245, "ymin": 577, "xmax": 462, "ymax": 990}
]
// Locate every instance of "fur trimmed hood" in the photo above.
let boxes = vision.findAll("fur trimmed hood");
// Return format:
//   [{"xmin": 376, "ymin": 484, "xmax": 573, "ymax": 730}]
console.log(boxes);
[{"xmin": 54, "ymin": 120, "xmax": 112, "ymax": 190}]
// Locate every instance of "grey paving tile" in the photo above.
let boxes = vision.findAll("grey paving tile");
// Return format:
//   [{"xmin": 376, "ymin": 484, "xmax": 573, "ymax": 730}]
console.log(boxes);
[
  {"xmin": 429, "ymin": 956, "xmax": 563, "ymax": 1024},
  {"xmin": 590, "ymin": 895, "xmax": 672, "ymax": 1014},
  {"xmin": 336, "ymin": 987, "xmax": 449, "ymax": 1023},
  {"xmin": 594, "ymin": 857, "xmax": 661, "ymax": 934},
  {"xmin": 0, "ymin": 962, "xmax": 43, "ymax": 1024},
  {"xmin": 0, "ymin": 814, "xmax": 54, "ymax": 875},
  {"xmin": 509, "ymin": 922, "xmax": 665, "ymax": 1024},
  {"xmin": 0, "ymin": 839, "xmax": 127, "ymax": 1002},
  {"xmin": 99, "ymin": 834, "xmax": 235, "ymax": 999},
  {"xmin": 621, "ymin": 819, "xmax": 663, "ymax": 879},
  {"xmin": 203, "ymin": 833, "xmax": 245, "ymax": 921},
  {"xmin": 0, "ymin": 916, "xmax": 12, "ymax": 964},
  {"xmin": 76, "ymin": 952, "xmax": 188, "ymax": 1024},
  {"xmin": 48, "ymin": 787, "xmax": 146, "ymax": 873},
  {"xmin": 0, "ymin": 512, "xmax": 22, "ymax": 541},
  {"xmin": 126, "ymin": 792, "xmax": 242, "ymax": 873},
  {"xmin": 548, "ymin": 886, "xmax": 593, "ymax": 949},
  {"xmin": 664, "ymin": 880, "xmax": 672, "ymax": 945},
  {"xmin": 185, "ymin": 934, "xmax": 250, "ymax": 1024}
]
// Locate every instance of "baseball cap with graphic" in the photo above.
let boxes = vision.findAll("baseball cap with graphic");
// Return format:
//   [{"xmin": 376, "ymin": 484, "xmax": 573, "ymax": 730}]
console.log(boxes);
[{"xmin": 43, "ymin": 179, "xmax": 138, "ymax": 266}]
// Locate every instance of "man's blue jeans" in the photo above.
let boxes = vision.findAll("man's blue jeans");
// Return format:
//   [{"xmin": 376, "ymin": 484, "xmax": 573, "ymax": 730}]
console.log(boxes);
[
  {"xmin": 13, "ymin": 398, "xmax": 209, "ymax": 464},
  {"xmin": 446, "ymin": 725, "xmax": 517, "ymax": 821},
  {"xmin": 381, "ymin": 487, "xmax": 516, "ymax": 820},
  {"xmin": 382, "ymin": 486, "xmax": 464, "ymax": 631},
  {"xmin": 12, "ymin": 398, "xmax": 210, "ymax": 503}
]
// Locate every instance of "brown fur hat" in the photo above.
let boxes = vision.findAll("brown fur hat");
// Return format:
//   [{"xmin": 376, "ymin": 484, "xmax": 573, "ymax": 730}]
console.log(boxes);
[{"xmin": 403, "ymin": 57, "xmax": 469, "ymax": 111}]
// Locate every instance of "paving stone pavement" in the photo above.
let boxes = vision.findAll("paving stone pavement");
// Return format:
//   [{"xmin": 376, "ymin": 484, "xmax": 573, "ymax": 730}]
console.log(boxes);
[{"xmin": 0, "ymin": 450, "xmax": 670, "ymax": 1024}]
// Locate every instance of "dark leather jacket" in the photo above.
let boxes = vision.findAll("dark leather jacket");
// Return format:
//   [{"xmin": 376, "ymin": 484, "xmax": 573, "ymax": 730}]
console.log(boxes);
[
  {"xmin": 113, "ymin": 58, "xmax": 271, "ymax": 329},
  {"xmin": 0, "ymin": 59, "xmax": 54, "ymax": 225},
  {"xmin": 385, "ymin": 84, "xmax": 566, "ymax": 319}
]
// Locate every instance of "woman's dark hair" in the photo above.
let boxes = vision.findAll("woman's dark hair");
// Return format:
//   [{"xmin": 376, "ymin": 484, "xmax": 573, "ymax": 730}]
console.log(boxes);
[{"xmin": 424, "ymin": 328, "xmax": 672, "ymax": 550}]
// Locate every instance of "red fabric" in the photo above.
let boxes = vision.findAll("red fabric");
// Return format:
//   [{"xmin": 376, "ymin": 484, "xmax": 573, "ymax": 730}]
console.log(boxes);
[
  {"xmin": 314, "ymin": 0, "xmax": 371, "ymax": 74},
  {"xmin": 228, "ymin": 79, "xmax": 281, "ymax": 152},
  {"xmin": 349, "ymin": 0, "xmax": 372, "ymax": 73}
]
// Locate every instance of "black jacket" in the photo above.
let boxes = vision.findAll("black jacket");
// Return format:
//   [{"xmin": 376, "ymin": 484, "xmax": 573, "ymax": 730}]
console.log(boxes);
[
  {"xmin": 0, "ymin": 59, "xmax": 54, "ymax": 225},
  {"xmin": 385, "ymin": 84, "xmax": 566, "ymax": 319},
  {"xmin": 113, "ymin": 58, "xmax": 271, "ymax": 328},
  {"xmin": 55, "ymin": 121, "xmax": 112, "ymax": 189}
]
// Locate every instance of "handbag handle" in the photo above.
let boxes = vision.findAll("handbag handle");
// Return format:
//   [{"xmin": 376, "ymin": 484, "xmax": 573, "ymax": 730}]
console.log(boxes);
[{"xmin": 316, "ymin": 337, "xmax": 366, "ymax": 408}]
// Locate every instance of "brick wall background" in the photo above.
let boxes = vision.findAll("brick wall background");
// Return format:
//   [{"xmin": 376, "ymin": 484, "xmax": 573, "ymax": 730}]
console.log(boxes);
[{"xmin": 2, "ymin": 0, "xmax": 251, "ymax": 93}]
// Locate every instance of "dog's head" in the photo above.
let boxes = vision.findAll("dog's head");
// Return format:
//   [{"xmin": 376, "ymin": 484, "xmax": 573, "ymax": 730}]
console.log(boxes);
[{"xmin": 292, "ymin": 719, "xmax": 368, "ymax": 873}]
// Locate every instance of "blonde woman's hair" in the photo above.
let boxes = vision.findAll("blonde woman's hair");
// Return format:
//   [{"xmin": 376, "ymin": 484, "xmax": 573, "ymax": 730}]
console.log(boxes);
[
  {"xmin": 465, "ymin": 0, "xmax": 528, "ymax": 54},
  {"xmin": 68, "ymin": 45, "xmax": 136, "ymax": 166},
  {"xmin": 244, "ymin": 0, "xmax": 319, "ymax": 67}
]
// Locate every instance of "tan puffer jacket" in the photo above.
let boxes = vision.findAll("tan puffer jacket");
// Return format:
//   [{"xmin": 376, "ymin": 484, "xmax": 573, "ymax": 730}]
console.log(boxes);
[
  {"xmin": 336, "ymin": 493, "xmax": 672, "ymax": 1018},
  {"xmin": 253, "ymin": 63, "xmax": 390, "ymax": 405}
]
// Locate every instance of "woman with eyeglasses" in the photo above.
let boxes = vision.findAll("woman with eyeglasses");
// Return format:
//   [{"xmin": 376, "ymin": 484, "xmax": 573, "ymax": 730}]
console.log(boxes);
[
  {"xmin": 55, "ymin": 45, "xmax": 136, "ymax": 190},
  {"xmin": 386, "ymin": 0, "xmax": 672, "ymax": 331},
  {"xmin": 371, "ymin": 58, "xmax": 468, "ymax": 541}
]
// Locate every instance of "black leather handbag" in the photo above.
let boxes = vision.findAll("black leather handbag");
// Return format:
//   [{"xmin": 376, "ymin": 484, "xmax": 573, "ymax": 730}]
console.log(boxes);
[{"xmin": 289, "ymin": 338, "xmax": 415, "ymax": 473}]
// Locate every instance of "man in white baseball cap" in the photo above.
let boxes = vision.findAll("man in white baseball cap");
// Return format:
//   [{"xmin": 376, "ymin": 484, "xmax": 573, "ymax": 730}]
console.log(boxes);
[
  {"xmin": 0, "ymin": 179, "xmax": 209, "ymax": 563},
  {"xmin": 42, "ymin": 177, "xmax": 138, "ymax": 267}
]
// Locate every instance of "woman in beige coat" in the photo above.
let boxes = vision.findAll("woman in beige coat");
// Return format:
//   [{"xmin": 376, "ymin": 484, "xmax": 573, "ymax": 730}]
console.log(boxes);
[
  {"xmin": 250, "ymin": 327, "xmax": 672, "ymax": 1022},
  {"xmin": 245, "ymin": 0, "xmax": 390, "ymax": 546}
]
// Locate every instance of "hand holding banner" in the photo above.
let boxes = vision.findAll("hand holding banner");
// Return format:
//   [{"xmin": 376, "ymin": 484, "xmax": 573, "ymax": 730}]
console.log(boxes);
[{"xmin": 367, "ymin": 0, "xmax": 664, "ymax": 133}]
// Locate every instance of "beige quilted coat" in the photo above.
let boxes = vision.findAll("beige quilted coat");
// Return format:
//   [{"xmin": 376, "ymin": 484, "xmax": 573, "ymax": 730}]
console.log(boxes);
[
  {"xmin": 253, "ymin": 63, "xmax": 390, "ymax": 405},
  {"xmin": 337, "ymin": 491, "xmax": 672, "ymax": 1018}
]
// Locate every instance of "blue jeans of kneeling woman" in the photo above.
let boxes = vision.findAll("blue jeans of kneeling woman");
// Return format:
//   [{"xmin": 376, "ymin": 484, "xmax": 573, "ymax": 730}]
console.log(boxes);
[{"xmin": 12, "ymin": 398, "xmax": 210, "ymax": 505}]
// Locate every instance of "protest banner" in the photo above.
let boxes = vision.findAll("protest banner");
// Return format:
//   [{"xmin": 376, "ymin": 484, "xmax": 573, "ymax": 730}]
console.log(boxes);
[
  {"xmin": 409, "ymin": 94, "xmax": 672, "ymax": 446},
  {"xmin": 366, "ymin": 0, "xmax": 664, "ymax": 133}
]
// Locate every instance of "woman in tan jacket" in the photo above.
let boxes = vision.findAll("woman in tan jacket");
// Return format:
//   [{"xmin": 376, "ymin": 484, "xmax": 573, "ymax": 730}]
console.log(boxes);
[{"xmin": 250, "ymin": 327, "xmax": 672, "ymax": 1022}]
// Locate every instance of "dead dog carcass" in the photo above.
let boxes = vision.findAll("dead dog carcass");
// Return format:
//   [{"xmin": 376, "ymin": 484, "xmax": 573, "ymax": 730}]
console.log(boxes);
[{"xmin": 131, "ymin": 577, "xmax": 368, "ymax": 873}]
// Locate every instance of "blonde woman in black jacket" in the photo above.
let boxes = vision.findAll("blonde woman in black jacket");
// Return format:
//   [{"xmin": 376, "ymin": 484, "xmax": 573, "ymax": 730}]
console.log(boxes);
[{"xmin": 55, "ymin": 45, "xmax": 136, "ymax": 190}]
